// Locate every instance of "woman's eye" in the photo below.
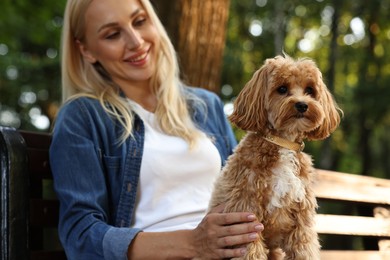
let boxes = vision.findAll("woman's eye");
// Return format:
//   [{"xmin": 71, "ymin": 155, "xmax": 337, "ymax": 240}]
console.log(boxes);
[
  {"xmin": 277, "ymin": 86, "xmax": 288, "ymax": 95},
  {"xmin": 105, "ymin": 32, "xmax": 120, "ymax": 40},
  {"xmin": 134, "ymin": 17, "xmax": 147, "ymax": 27}
]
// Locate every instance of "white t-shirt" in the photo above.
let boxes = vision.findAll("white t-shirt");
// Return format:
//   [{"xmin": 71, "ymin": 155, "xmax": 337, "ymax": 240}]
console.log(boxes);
[{"xmin": 129, "ymin": 100, "xmax": 221, "ymax": 232}]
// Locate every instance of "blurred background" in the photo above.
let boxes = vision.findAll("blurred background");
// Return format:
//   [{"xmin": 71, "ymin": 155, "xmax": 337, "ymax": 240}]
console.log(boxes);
[{"xmin": 1, "ymin": 0, "xmax": 390, "ymax": 178}]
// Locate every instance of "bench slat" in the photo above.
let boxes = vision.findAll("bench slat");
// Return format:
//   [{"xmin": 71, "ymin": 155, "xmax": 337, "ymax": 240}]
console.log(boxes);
[
  {"xmin": 314, "ymin": 169, "xmax": 390, "ymax": 205},
  {"xmin": 0, "ymin": 127, "xmax": 29, "ymax": 259},
  {"xmin": 320, "ymin": 250, "xmax": 390, "ymax": 260},
  {"xmin": 315, "ymin": 214, "xmax": 390, "ymax": 237},
  {"xmin": 19, "ymin": 130, "xmax": 51, "ymax": 149}
]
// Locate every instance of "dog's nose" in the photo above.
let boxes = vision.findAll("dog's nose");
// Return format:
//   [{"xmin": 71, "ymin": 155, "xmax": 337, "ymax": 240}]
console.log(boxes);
[{"xmin": 295, "ymin": 102, "xmax": 308, "ymax": 113}]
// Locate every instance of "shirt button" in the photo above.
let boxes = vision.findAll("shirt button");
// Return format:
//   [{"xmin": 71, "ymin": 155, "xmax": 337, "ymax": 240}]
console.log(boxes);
[{"xmin": 127, "ymin": 183, "xmax": 132, "ymax": 192}]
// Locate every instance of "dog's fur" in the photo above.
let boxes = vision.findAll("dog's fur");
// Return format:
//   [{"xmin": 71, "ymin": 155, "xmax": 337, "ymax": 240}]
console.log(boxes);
[{"xmin": 209, "ymin": 55, "xmax": 342, "ymax": 259}]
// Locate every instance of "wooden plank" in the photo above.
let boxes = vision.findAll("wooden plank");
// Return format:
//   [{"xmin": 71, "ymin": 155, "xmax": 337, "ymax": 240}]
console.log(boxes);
[
  {"xmin": 19, "ymin": 130, "xmax": 51, "ymax": 149},
  {"xmin": 379, "ymin": 239, "xmax": 390, "ymax": 252},
  {"xmin": 0, "ymin": 127, "xmax": 29, "ymax": 260},
  {"xmin": 315, "ymin": 214, "xmax": 390, "ymax": 236},
  {"xmin": 320, "ymin": 250, "xmax": 390, "ymax": 260},
  {"xmin": 314, "ymin": 169, "xmax": 390, "ymax": 205}
]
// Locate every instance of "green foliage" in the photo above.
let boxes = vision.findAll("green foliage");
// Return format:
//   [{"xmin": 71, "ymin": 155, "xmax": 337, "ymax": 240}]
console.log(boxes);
[
  {"xmin": 1, "ymin": 0, "xmax": 390, "ymax": 179},
  {"xmin": 0, "ymin": 0, "xmax": 65, "ymax": 131}
]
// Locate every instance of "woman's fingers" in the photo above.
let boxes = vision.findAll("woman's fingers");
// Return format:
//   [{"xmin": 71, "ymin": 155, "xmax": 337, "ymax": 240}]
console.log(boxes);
[
  {"xmin": 217, "ymin": 231, "xmax": 260, "ymax": 247},
  {"xmin": 216, "ymin": 212, "xmax": 256, "ymax": 225},
  {"xmin": 215, "ymin": 246, "xmax": 248, "ymax": 259},
  {"xmin": 220, "ymin": 221, "xmax": 264, "ymax": 237},
  {"xmin": 192, "ymin": 209, "xmax": 264, "ymax": 259}
]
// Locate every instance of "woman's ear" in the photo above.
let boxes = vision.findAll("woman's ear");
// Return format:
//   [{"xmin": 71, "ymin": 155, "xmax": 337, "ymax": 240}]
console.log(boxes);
[{"xmin": 76, "ymin": 40, "xmax": 97, "ymax": 64}]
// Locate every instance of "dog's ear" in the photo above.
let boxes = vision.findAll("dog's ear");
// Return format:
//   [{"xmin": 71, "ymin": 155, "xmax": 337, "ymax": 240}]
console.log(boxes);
[
  {"xmin": 307, "ymin": 80, "xmax": 342, "ymax": 140},
  {"xmin": 228, "ymin": 65, "xmax": 269, "ymax": 131}
]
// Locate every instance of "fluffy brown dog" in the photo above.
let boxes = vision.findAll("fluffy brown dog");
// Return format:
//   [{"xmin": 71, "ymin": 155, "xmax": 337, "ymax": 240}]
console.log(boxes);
[{"xmin": 209, "ymin": 55, "xmax": 342, "ymax": 259}]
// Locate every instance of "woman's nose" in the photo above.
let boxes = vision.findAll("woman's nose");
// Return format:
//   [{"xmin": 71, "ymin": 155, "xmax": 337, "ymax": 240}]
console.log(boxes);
[{"xmin": 125, "ymin": 28, "xmax": 143, "ymax": 49}]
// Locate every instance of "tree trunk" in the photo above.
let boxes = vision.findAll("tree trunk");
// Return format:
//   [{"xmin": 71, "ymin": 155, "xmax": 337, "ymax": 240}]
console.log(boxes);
[{"xmin": 153, "ymin": 0, "xmax": 230, "ymax": 93}]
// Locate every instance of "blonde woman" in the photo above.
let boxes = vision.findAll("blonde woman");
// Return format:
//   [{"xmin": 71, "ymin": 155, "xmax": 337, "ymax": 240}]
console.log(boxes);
[{"xmin": 50, "ymin": 0, "xmax": 263, "ymax": 259}]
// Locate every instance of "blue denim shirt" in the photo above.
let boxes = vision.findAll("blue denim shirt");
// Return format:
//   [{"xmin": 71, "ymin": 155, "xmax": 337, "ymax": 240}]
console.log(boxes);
[{"xmin": 50, "ymin": 87, "xmax": 237, "ymax": 260}]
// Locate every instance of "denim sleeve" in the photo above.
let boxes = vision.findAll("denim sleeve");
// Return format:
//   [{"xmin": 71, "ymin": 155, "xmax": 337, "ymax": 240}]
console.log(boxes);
[
  {"xmin": 103, "ymin": 227, "xmax": 141, "ymax": 259},
  {"xmin": 50, "ymin": 99, "xmax": 141, "ymax": 259},
  {"xmin": 213, "ymin": 94, "xmax": 237, "ymax": 158}
]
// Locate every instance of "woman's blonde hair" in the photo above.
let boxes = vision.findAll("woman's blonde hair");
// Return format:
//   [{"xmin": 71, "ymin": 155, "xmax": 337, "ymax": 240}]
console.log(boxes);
[{"xmin": 61, "ymin": 0, "xmax": 203, "ymax": 146}]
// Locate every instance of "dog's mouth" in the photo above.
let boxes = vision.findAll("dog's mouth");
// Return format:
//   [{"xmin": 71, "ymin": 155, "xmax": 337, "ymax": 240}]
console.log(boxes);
[{"xmin": 295, "ymin": 113, "xmax": 306, "ymax": 119}]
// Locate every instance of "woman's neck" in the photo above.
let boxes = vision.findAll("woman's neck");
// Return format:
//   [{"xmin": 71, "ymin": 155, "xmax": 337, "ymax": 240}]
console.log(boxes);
[{"xmin": 117, "ymin": 80, "xmax": 157, "ymax": 112}]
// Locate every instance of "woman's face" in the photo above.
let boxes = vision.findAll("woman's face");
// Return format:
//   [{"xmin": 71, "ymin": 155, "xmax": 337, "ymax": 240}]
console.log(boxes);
[{"xmin": 79, "ymin": 0, "xmax": 160, "ymax": 90}]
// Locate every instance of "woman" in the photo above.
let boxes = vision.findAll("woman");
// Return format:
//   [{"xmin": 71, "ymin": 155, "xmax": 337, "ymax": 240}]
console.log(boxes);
[{"xmin": 50, "ymin": 0, "xmax": 263, "ymax": 259}]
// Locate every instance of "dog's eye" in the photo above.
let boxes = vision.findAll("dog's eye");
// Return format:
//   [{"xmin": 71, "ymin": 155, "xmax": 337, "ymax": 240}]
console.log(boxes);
[
  {"xmin": 277, "ymin": 86, "xmax": 288, "ymax": 95},
  {"xmin": 305, "ymin": 86, "xmax": 315, "ymax": 96}
]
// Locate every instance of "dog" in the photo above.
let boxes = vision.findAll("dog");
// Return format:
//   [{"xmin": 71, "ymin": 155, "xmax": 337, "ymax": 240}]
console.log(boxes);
[{"xmin": 209, "ymin": 55, "xmax": 342, "ymax": 259}]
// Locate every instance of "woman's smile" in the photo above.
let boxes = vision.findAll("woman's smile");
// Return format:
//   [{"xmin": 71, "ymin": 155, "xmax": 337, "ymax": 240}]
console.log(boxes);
[{"xmin": 125, "ymin": 46, "xmax": 150, "ymax": 66}]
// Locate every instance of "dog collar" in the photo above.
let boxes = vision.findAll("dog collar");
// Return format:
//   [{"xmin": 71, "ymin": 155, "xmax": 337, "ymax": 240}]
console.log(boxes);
[{"xmin": 262, "ymin": 134, "xmax": 305, "ymax": 152}]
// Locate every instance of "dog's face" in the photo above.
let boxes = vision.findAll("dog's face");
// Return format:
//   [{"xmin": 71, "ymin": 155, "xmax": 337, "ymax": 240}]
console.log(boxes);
[
  {"xmin": 229, "ymin": 55, "xmax": 342, "ymax": 140},
  {"xmin": 266, "ymin": 57, "xmax": 327, "ymax": 135}
]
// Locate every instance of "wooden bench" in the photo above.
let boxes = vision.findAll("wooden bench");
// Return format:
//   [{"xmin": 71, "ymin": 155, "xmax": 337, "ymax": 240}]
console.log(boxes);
[
  {"xmin": 1, "ymin": 126, "xmax": 390, "ymax": 259},
  {"xmin": 0, "ymin": 126, "xmax": 65, "ymax": 260}
]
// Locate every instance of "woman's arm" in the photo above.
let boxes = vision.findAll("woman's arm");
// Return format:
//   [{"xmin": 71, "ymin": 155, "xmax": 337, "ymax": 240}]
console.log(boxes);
[
  {"xmin": 128, "ymin": 206, "xmax": 264, "ymax": 259},
  {"xmin": 51, "ymin": 98, "xmax": 143, "ymax": 259}
]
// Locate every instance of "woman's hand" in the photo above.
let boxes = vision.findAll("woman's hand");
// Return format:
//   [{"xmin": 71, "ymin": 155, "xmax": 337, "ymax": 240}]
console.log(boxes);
[
  {"xmin": 127, "ymin": 205, "xmax": 263, "ymax": 260},
  {"xmin": 191, "ymin": 204, "xmax": 264, "ymax": 259}
]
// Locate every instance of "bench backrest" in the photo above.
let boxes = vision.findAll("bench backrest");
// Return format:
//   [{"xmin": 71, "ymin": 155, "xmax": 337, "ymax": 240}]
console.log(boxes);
[
  {"xmin": 315, "ymin": 169, "xmax": 390, "ymax": 259},
  {"xmin": 0, "ymin": 127, "xmax": 66, "ymax": 260}
]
